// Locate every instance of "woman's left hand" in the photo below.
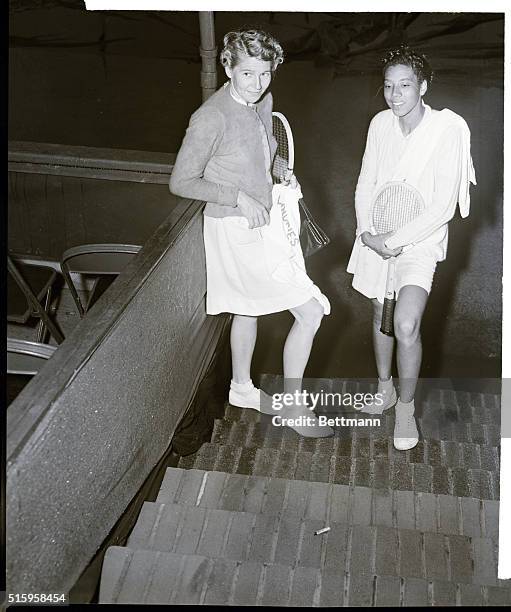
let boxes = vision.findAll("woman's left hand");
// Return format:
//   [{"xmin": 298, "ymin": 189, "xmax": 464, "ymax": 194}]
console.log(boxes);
[
  {"xmin": 280, "ymin": 169, "xmax": 300, "ymax": 190},
  {"xmin": 361, "ymin": 231, "xmax": 403, "ymax": 259}
]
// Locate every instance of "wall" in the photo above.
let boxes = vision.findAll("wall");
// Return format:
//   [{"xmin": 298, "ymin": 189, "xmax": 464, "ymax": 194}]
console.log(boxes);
[
  {"xmin": 7, "ymin": 196, "xmax": 229, "ymax": 594},
  {"xmin": 8, "ymin": 142, "xmax": 177, "ymax": 259}
]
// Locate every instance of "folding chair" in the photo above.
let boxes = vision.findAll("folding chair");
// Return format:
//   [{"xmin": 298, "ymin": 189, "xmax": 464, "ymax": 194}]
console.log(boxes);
[
  {"xmin": 7, "ymin": 338, "xmax": 57, "ymax": 405},
  {"xmin": 7, "ymin": 338, "xmax": 57, "ymax": 375},
  {"xmin": 60, "ymin": 244, "xmax": 142, "ymax": 317},
  {"xmin": 7, "ymin": 256, "xmax": 65, "ymax": 344}
]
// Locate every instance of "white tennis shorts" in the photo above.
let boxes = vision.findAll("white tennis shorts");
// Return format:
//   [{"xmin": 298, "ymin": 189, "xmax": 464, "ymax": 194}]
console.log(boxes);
[{"xmin": 347, "ymin": 239, "xmax": 442, "ymax": 304}]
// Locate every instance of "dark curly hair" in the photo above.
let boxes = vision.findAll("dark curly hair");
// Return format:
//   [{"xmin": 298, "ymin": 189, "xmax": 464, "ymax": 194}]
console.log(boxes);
[
  {"xmin": 220, "ymin": 29, "xmax": 284, "ymax": 71},
  {"xmin": 382, "ymin": 46, "xmax": 433, "ymax": 86}
]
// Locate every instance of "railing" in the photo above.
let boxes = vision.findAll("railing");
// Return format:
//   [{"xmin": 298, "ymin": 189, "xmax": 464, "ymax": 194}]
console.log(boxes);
[{"xmin": 6, "ymin": 143, "xmax": 229, "ymax": 595}]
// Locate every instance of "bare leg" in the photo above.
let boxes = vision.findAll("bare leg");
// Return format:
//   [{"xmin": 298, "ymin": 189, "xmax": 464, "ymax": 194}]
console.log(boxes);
[
  {"xmin": 371, "ymin": 298, "xmax": 395, "ymax": 381},
  {"xmin": 283, "ymin": 297, "xmax": 324, "ymax": 394},
  {"xmin": 231, "ymin": 314, "xmax": 257, "ymax": 384},
  {"xmin": 360, "ymin": 299, "xmax": 397, "ymax": 414},
  {"xmin": 229, "ymin": 314, "xmax": 279, "ymax": 414},
  {"xmin": 392, "ymin": 284, "xmax": 428, "ymax": 451},
  {"xmin": 394, "ymin": 285, "xmax": 428, "ymax": 402},
  {"xmin": 280, "ymin": 298, "xmax": 333, "ymax": 437}
]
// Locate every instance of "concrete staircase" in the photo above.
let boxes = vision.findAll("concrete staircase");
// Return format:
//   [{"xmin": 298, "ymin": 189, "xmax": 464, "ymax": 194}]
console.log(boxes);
[{"xmin": 99, "ymin": 381, "xmax": 511, "ymax": 605}]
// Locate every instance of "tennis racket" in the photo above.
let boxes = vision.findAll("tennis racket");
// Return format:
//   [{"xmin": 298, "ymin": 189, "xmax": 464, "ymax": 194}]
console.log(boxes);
[
  {"xmin": 371, "ymin": 181, "xmax": 426, "ymax": 336},
  {"xmin": 272, "ymin": 111, "xmax": 294, "ymax": 183},
  {"xmin": 271, "ymin": 111, "xmax": 330, "ymax": 257}
]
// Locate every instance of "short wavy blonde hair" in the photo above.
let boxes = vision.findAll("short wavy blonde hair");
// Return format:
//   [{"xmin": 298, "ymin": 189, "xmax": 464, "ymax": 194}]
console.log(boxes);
[{"xmin": 220, "ymin": 29, "xmax": 284, "ymax": 71}]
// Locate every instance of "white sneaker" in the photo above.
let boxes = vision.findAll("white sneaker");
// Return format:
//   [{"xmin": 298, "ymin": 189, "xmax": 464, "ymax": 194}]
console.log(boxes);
[
  {"xmin": 393, "ymin": 400, "xmax": 419, "ymax": 451},
  {"xmin": 228, "ymin": 382, "xmax": 275, "ymax": 415},
  {"xmin": 362, "ymin": 385, "xmax": 397, "ymax": 415}
]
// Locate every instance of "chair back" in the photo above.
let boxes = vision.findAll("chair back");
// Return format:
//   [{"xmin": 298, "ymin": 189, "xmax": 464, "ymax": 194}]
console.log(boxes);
[
  {"xmin": 60, "ymin": 243, "xmax": 141, "ymax": 317},
  {"xmin": 7, "ymin": 338, "xmax": 57, "ymax": 375}
]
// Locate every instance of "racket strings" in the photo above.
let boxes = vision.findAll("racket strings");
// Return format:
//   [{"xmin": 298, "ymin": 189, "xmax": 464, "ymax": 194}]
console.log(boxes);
[
  {"xmin": 272, "ymin": 116, "xmax": 290, "ymax": 181},
  {"xmin": 372, "ymin": 184, "xmax": 425, "ymax": 234}
]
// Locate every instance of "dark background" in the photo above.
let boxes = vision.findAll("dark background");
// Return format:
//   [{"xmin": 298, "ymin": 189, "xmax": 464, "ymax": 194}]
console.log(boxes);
[{"xmin": 8, "ymin": 5, "xmax": 504, "ymax": 380}]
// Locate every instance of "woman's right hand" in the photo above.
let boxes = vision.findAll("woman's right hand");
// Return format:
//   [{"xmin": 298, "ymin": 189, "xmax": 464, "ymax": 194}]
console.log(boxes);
[
  {"xmin": 361, "ymin": 231, "xmax": 403, "ymax": 259},
  {"xmin": 236, "ymin": 191, "xmax": 270, "ymax": 229}
]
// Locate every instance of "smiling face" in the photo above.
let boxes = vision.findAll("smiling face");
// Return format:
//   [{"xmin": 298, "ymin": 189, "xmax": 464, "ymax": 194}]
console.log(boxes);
[
  {"xmin": 383, "ymin": 63, "xmax": 427, "ymax": 121},
  {"xmin": 225, "ymin": 54, "xmax": 273, "ymax": 104}
]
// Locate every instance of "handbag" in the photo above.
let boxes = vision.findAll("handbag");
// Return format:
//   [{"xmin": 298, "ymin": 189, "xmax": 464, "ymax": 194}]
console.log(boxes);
[{"xmin": 299, "ymin": 198, "xmax": 330, "ymax": 258}]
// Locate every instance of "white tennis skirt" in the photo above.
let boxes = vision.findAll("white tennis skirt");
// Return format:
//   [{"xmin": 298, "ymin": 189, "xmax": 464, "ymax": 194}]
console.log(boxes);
[
  {"xmin": 347, "ymin": 236, "xmax": 443, "ymax": 303},
  {"xmin": 203, "ymin": 193, "xmax": 330, "ymax": 316}
]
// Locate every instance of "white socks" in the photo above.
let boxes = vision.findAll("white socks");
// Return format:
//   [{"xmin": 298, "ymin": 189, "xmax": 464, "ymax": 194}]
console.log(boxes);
[
  {"xmin": 394, "ymin": 397, "xmax": 419, "ymax": 451},
  {"xmin": 230, "ymin": 379, "xmax": 254, "ymax": 393},
  {"xmin": 378, "ymin": 376, "xmax": 394, "ymax": 394}
]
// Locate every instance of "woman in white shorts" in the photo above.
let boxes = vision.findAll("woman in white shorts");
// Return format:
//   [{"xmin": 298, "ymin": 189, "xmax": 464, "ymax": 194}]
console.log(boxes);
[
  {"xmin": 170, "ymin": 29, "xmax": 333, "ymax": 438},
  {"xmin": 347, "ymin": 46, "xmax": 476, "ymax": 450}
]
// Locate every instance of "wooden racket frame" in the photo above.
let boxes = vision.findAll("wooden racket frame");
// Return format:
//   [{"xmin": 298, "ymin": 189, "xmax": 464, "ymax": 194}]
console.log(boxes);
[
  {"xmin": 272, "ymin": 111, "xmax": 295, "ymax": 177},
  {"xmin": 371, "ymin": 181, "xmax": 425, "ymax": 336}
]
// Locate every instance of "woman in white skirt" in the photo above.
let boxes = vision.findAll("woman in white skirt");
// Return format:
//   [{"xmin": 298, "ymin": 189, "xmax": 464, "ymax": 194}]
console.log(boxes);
[
  {"xmin": 347, "ymin": 46, "xmax": 476, "ymax": 450},
  {"xmin": 170, "ymin": 29, "xmax": 333, "ymax": 438}
]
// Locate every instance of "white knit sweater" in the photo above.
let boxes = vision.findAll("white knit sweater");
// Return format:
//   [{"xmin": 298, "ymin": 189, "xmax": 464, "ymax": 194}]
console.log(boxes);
[{"xmin": 351, "ymin": 104, "xmax": 476, "ymax": 258}]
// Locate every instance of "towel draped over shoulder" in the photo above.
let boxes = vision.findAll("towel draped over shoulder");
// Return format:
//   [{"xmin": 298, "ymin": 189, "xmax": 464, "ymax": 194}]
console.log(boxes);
[{"xmin": 390, "ymin": 108, "xmax": 476, "ymax": 218}]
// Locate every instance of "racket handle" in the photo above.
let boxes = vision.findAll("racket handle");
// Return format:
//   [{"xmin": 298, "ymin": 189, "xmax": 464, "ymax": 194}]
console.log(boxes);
[
  {"xmin": 380, "ymin": 256, "xmax": 397, "ymax": 336},
  {"xmin": 380, "ymin": 298, "xmax": 395, "ymax": 336}
]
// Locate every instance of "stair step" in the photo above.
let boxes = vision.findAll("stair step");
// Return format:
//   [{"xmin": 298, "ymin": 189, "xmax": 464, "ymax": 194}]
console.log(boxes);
[
  {"xmin": 125, "ymin": 499, "xmax": 506, "ymax": 589},
  {"xmin": 155, "ymin": 468, "xmax": 500, "ymax": 541},
  {"xmin": 223, "ymin": 405, "xmax": 501, "ymax": 446},
  {"xmin": 99, "ymin": 545, "xmax": 511, "ymax": 605},
  {"xmin": 211, "ymin": 418, "xmax": 500, "ymax": 470},
  {"xmin": 178, "ymin": 442, "xmax": 499, "ymax": 500}
]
